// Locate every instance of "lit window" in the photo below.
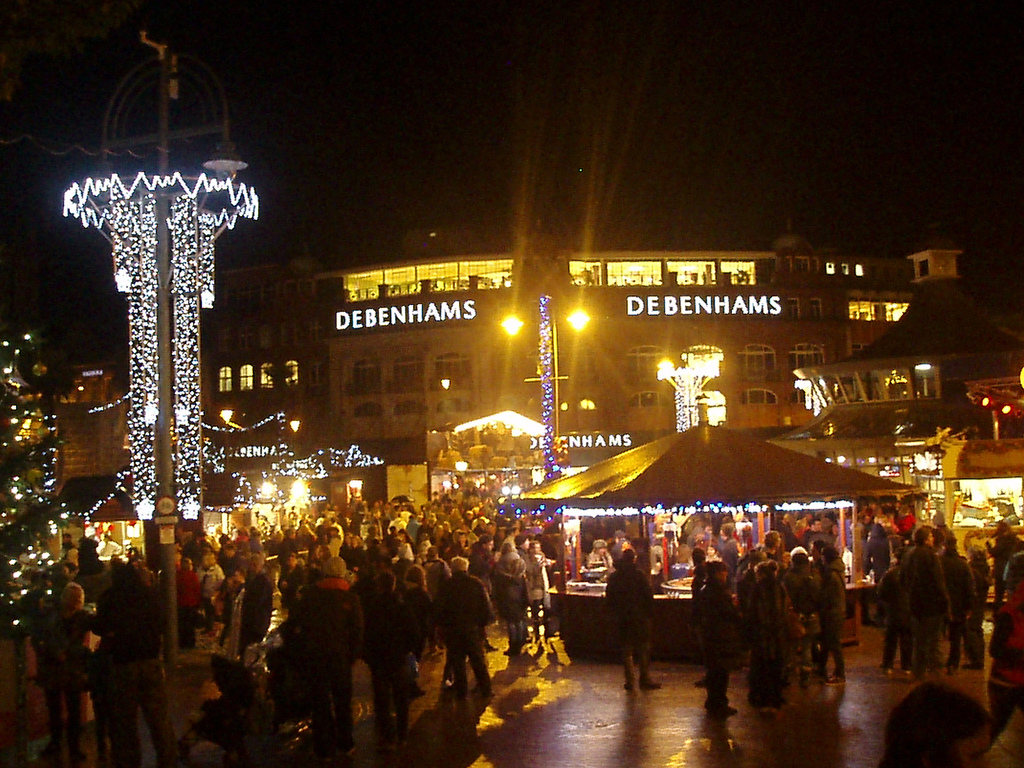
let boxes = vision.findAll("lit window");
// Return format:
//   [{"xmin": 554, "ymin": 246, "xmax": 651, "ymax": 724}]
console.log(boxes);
[
  {"xmin": 825, "ymin": 262, "xmax": 836, "ymax": 275},
  {"xmin": 285, "ymin": 360, "xmax": 299, "ymax": 387},
  {"xmin": 607, "ymin": 261, "xmax": 662, "ymax": 287},
  {"xmin": 260, "ymin": 363, "xmax": 274, "ymax": 389},
  {"xmin": 218, "ymin": 366, "xmax": 233, "ymax": 392},
  {"xmin": 240, "ymin": 365, "xmax": 254, "ymax": 391},
  {"xmin": 569, "ymin": 261, "xmax": 603, "ymax": 286},
  {"xmin": 579, "ymin": 399, "xmax": 597, "ymax": 411},
  {"xmin": 841, "ymin": 263, "xmax": 850, "ymax": 275},
  {"xmin": 855, "ymin": 263, "xmax": 865, "ymax": 277}
]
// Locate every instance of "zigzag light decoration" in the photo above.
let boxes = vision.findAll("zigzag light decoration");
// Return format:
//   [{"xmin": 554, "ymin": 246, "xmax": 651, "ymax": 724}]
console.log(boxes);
[{"xmin": 65, "ymin": 172, "xmax": 258, "ymax": 521}]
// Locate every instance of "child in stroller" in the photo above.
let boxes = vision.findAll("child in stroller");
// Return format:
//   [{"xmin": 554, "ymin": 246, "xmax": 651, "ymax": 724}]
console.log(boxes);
[{"xmin": 178, "ymin": 655, "xmax": 256, "ymax": 767}]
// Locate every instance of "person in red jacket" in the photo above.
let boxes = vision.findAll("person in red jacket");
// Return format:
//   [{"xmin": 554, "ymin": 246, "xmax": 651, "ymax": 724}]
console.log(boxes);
[
  {"xmin": 989, "ymin": 565, "xmax": 1024, "ymax": 738},
  {"xmin": 177, "ymin": 556, "xmax": 202, "ymax": 649}
]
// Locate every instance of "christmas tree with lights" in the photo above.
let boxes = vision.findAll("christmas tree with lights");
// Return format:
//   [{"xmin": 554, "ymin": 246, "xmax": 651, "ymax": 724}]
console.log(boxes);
[{"xmin": 0, "ymin": 330, "xmax": 58, "ymax": 641}]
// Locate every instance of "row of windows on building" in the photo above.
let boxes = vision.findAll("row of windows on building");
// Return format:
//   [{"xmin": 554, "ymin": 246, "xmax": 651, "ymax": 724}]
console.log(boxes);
[
  {"xmin": 347, "ymin": 388, "xmax": 796, "ymax": 419},
  {"xmin": 216, "ymin": 321, "xmax": 323, "ymax": 352},
  {"xmin": 341, "ymin": 343, "xmax": 830, "ymax": 396},
  {"xmin": 217, "ymin": 360, "xmax": 323, "ymax": 392}
]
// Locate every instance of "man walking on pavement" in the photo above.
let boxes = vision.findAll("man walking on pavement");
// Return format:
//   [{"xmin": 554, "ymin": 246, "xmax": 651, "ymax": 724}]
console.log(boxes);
[
  {"xmin": 605, "ymin": 548, "xmax": 661, "ymax": 691},
  {"xmin": 436, "ymin": 556, "xmax": 492, "ymax": 698}
]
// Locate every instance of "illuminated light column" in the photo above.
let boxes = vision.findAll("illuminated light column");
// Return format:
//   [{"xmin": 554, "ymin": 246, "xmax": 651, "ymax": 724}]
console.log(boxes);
[
  {"xmin": 538, "ymin": 294, "xmax": 558, "ymax": 479},
  {"xmin": 64, "ymin": 172, "xmax": 258, "ymax": 522},
  {"xmin": 658, "ymin": 345, "xmax": 725, "ymax": 432}
]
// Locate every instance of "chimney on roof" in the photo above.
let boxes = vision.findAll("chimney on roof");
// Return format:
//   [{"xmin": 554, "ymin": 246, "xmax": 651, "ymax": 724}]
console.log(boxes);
[{"xmin": 907, "ymin": 247, "xmax": 961, "ymax": 284}]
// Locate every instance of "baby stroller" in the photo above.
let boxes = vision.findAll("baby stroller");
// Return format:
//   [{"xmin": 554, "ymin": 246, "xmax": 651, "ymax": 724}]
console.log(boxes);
[
  {"xmin": 263, "ymin": 622, "xmax": 313, "ymax": 732},
  {"xmin": 178, "ymin": 655, "xmax": 256, "ymax": 767}
]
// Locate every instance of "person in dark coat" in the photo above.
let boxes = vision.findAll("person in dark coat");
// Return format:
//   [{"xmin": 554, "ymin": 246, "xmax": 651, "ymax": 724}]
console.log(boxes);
[
  {"xmin": 698, "ymin": 561, "xmax": 745, "ymax": 718},
  {"xmin": 32, "ymin": 582, "xmax": 93, "ymax": 762},
  {"xmin": 964, "ymin": 547, "xmax": 990, "ymax": 669},
  {"xmin": 93, "ymin": 560, "xmax": 176, "ymax": 768},
  {"xmin": 362, "ymin": 570, "xmax": 419, "ymax": 751},
  {"xmin": 782, "ymin": 549, "xmax": 822, "ymax": 688},
  {"xmin": 605, "ymin": 549, "xmax": 660, "ymax": 691},
  {"xmin": 876, "ymin": 547, "xmax": 913, "ymax": 676},
  {"xmin": 290, "ymin": 556, "xmax": 363, "ymax": 759},
  {"xmin": 865, "ymin": 521, "xmax": 892, "ymax": 586},
  {"xmin": 940, "ymin": 532, "xmax": 975, "ymax": 674},
  {"xmin": 238, "ymin": 552, "xmax": 274, "ymax": 656},
  {"xmin": 746, "ymin": 560, "xmax": 789, "ymax": 711},
  {"xmin": 402, "ymin": 565, "xmax": 434, "ymax": 696},
  {"xmin": 901, "ymin": 525, "xmax": 950, "ymax": 680},
  {"xmin": 988, "ymin": 521, "xmax": 1019, "ymax": 609},
  {"xmin": 277, "ymin": 550, "xmax": 306, "ymax": 613},
  {"xmin": 491, "ymin": 543, "xmax": 529, "ymax": 656},
  {"xmin": 435, "ymin": 556, "xmax": 492, "ymax": 698},
  {"xmin": 819, "ymin": 546, "xmax": 847, "ymax": 684}
]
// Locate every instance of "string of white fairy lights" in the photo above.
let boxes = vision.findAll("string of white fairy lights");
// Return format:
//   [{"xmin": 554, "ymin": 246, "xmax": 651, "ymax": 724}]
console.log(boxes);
[{"xmin": 64, "ymin": 172, "xmax": 259, "ymax": 521}]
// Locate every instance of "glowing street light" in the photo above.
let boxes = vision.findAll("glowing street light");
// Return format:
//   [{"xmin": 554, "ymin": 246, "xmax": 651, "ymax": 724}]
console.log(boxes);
[{"xmin": 505, "ymin": 298, "xmax": 589, "ymax": 479}]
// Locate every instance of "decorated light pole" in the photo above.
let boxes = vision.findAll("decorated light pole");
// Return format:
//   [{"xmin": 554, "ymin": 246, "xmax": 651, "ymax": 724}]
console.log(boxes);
[
  {"xmin": 62, "ymin": 34, "xmax": 257, "ymax": 663},
  {"xmin": 657, "ymin": 345, "xmax": 725, "ymax": 432}
]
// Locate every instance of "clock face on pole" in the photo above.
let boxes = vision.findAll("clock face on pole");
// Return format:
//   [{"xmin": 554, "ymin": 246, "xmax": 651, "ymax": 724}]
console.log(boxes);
[{"xmin": 156, "ymin": 496, "xmax": 176, "ymax": 517}]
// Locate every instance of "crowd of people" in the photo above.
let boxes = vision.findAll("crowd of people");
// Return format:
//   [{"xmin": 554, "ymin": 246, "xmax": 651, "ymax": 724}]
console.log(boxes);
[{"xmin": 20, "ymin": 492, "xmax": 1024, "ymax": 765}]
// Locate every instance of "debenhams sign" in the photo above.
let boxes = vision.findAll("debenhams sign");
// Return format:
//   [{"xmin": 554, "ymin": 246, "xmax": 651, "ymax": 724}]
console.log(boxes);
[
  {"xmin": 336, "ymin": 299, "xmax": 477, "ymax": 331},
  {"xmin": 334, "ymin": 292, "xmax": 784, "ymax": 332},
  {"xmin": 627, "ymin": 294, "xmax": 783, "ymax": 317}
]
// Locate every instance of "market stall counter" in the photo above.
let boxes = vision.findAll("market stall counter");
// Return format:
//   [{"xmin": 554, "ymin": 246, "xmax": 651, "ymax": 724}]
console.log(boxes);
[{"xmin": 553, "ymin": 580, "xmax": 866, "ymax": 661}]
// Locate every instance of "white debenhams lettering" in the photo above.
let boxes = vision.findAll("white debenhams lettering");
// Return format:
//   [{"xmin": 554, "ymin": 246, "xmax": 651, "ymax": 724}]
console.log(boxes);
[
  {"xmin": 533, "ymin": 433, "xmax": 633, "ymax": 450},
  {"xmin": 624, "ymin": 294, "xmax": 785, "ymax": 317},
  {"xmin": 336, "ymin": 299, "xmax": 479, "ymax": 332}
]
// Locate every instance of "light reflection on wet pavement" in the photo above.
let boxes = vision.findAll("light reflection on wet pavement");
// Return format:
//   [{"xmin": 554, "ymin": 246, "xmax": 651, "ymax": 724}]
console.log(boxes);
[{"xmin": 32, "ymin": 625, "xmax": 995, "ymax": 768}]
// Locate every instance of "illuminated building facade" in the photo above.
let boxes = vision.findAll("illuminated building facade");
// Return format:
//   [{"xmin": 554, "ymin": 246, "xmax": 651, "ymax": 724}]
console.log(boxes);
[{"xmin": 202, "ymin": 237, "xmax": 914, "ymax": 476}]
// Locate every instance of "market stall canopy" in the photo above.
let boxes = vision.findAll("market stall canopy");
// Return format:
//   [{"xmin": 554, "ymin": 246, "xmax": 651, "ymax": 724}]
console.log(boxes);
[
  {"xmin": 521, "ymin": 424, "xmax": 916, "ymax": 508},
  {"xmin": 55, "ymin": 475, "xmax": 135, "ymax": 521}
]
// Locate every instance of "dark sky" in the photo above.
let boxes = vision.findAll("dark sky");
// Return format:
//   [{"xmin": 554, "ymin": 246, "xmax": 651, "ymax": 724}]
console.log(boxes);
[{"xmin": 2, "ymin": 1, "xmax": 1024, "ymax": 358}]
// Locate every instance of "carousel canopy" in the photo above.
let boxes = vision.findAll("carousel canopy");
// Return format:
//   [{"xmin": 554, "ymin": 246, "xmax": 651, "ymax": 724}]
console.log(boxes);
[{"xmin": 521, "ymin": 424, "xmax": 915, "ymax": 509}]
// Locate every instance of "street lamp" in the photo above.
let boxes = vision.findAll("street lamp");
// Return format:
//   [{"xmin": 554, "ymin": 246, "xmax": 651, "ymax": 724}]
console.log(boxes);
[
  {"xmin": 62, "ymin": 34, "xmax": 257, "ymax": 665},
  {"xmin": 658, "ymin": 345, "xmax": 724, "ymax": 432},
  {"xmin": 505, "ymin": 296, "xmax": 589, "ymax": 480}
]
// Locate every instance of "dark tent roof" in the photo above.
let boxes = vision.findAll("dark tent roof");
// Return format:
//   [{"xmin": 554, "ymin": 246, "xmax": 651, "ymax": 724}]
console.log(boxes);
[
  {"xmin": 848, "ymin": 280, "xmax": 1023, "ymax": 362},
  {"xmin": 521, "ymin": 425, "xmax": 914, "ymax": 507},
  {"xmin": 55, "ymin": 475, "xmax": 135, "ymax": 520}
]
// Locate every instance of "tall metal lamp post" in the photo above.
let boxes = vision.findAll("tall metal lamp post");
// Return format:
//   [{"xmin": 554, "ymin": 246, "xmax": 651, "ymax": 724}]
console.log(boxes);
[
  {"xmin": 658, "ymin": 345, "xmax": 725, "ymax": 432},
  {"xmin": 503, "ymin": 295, "xmax": 589, "ymax": 480},
  {"xmin": 62, "ymin": 34, "xmax": 258, "ymax": 665}
]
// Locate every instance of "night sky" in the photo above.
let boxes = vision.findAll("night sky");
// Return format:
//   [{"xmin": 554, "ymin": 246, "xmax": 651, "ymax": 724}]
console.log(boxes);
[{"xmin": 2, "ymin": 1, "xmax": 1023, "ymax": 360}]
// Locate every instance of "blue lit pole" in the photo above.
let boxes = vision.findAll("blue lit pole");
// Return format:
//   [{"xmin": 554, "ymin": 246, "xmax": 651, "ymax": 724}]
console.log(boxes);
[{"xmin": 538, "ymin": 295, "xmax": 559, "ymax": 479}]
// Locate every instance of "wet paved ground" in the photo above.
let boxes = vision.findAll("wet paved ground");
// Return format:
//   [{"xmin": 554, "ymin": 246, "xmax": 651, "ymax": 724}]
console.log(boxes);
[{"xmin": 22, "ymin": 624, "xmax": 1008, "ymax": 768}]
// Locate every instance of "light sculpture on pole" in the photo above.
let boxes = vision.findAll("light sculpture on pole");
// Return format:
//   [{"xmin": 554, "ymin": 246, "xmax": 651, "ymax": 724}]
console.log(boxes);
[
  {"xmin": 61, "ymin": 35, "xmax": 257, "ymax": 663},
  {"xmin": 658, "ymin": 345, "xmax": 725, "ymax": 432}
]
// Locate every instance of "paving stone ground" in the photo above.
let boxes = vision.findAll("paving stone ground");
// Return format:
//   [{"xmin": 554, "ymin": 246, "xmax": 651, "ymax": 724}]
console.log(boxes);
[{"xmin": 21, "ymin": 623, "xmax": 1002, "ymax": 768}]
